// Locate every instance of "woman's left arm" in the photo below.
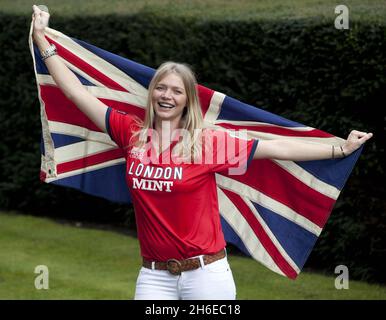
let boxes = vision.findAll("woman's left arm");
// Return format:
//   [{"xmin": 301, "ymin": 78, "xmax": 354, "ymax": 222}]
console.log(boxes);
[{"xmin": 253, "ymin": 130, "xmax": 373, "ymax": 161}]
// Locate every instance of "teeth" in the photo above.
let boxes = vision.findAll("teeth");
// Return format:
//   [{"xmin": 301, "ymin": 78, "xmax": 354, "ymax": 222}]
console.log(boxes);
[{"xmin": 159, "ymin": 102, "xmax": 174, "ymax": 109}]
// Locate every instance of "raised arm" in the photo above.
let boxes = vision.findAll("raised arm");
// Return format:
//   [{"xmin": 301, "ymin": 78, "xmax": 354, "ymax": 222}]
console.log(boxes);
[
  {"xmin": 253, "ymin": 130, "xmax": 373, "ymax": 160},
  {"xmin": 32, "ymin": 5, "xmax": 108, "ymax": 133}
]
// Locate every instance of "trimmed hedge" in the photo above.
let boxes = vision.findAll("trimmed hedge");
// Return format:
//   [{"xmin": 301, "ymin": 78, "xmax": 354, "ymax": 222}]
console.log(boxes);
[{"xmin": 1, "ymin": 13, "xmax": 385, "ymax": 283}]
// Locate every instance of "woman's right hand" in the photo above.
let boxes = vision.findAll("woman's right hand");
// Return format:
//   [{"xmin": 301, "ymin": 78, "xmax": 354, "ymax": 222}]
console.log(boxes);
[
  {"xmin": 30, "ymin": 4, "xmax": 109, "ymax": 133},
  {"xmin": 32, "ymin": 5, "xmax": 50, "ymax": 40}
]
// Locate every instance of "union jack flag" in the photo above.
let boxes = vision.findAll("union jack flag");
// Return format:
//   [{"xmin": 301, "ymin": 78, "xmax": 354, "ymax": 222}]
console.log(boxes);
[{"xmin": 29, "ymin": 26, "xmax": 362, "ymax": 279}]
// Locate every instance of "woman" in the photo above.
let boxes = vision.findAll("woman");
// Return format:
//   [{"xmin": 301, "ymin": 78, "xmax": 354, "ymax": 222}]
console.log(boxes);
[{"xmin": 32, "ymin": 5, "xmax": 373, "ymax": 300}]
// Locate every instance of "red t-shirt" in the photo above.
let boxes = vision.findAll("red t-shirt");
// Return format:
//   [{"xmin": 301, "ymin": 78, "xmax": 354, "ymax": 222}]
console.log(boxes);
[{"xmin": 106, "ymin": 107, "xmax": 258, "ymax": 261}]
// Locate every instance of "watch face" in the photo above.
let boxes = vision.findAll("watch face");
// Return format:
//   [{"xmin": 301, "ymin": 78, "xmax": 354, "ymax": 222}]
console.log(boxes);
[
  {"xmin": 37, "ymin": 5, "xmax": 49, "ymax": 13},
  {"xmin": 41, "ymin": 44, "xmax": 57, "ymax": 60}
]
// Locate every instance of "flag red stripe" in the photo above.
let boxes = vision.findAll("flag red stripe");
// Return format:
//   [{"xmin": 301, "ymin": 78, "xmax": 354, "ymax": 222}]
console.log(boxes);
[
  {"xmin": 197, "ymin": 85, "xmax": 215, "ymax": 117},
  {"xmin": 217, "ymin": 123, "xmax": 334, "ymax": 138},
  {"xmin": 41, "ymin": 86, "xmax": 145, "ymax": 131},
  {"xmin": 57, "ymin": 148, "xmax": 124, "ymax": 174},
  {"xmin": 46, "ymin": 36, "xmax": 128, "ymax": 92},
  {"xmin": 221, "ymin": 188, "xmax": 298, "ymax": 279},
  {"xmin": 41, "ymin": 86, "xmax": 101, "ymax": 131},
  {"xmin": 221, "ymin": 159, "xmax": 335, "ymax": 227},
  {"xmin": 40, "ymin": 170, "xmax": 46, "ymax": 181}
]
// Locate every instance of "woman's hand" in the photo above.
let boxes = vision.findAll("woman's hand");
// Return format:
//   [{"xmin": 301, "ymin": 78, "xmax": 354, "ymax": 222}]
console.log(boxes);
[
  {"xmin": 32, "ymin": 5, "xmax": 50, "ymax": 40},
  {"xmin": 342, "ymin": 130, "xmax": 373, "ymax": 156}
]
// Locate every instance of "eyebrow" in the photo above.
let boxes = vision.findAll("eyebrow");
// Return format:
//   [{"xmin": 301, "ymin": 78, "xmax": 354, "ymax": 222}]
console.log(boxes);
[{"xmin": 156, "ymin": 83, "xmax": 185, "ymax": 91}]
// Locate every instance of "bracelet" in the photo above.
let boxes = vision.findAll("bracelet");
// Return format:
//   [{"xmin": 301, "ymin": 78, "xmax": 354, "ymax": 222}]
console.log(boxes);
[
  {"xmin": 41, "ymin": 44, "xmax": 57, "ymax": 61},
  {"xmin": 340, "ymin": 146, "xmax": 346, "ymax": 157},
  {"xmin": 331, "ymin": 145, "xmax": 335, "ymax": 159}
]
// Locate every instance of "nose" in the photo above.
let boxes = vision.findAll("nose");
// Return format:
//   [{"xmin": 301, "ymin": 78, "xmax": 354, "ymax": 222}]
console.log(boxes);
[{"xmin": 161, "ymin": 89, "xmax": 172, "ymax": 100}]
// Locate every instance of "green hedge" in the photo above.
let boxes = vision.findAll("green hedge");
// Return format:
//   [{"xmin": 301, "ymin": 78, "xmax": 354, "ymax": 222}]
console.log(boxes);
[{"xmin": 1, "ymin": 13, "xmax": 385, "ymax": 283}]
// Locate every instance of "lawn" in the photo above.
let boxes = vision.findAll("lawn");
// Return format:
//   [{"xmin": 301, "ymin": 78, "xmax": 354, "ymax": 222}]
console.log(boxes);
[
  {"xmin": 0, "ymin": 211, "xmax": 385, "ymax": 300},
  {"xmin": 1, "ymin": 0, "xmax": 386, "ymax": 22}
]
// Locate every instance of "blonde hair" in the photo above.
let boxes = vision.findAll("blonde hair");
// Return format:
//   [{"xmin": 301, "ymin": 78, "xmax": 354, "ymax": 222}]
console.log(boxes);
[{"xmin": 132, "ymin": 61, "xmax": 204, "ymax": 161}]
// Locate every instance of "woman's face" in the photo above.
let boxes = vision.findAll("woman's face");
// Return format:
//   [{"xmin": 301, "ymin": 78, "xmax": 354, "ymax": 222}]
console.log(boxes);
[{"xmin": 152, "ymin": 73, "xmax": 187, "ymax": 123}]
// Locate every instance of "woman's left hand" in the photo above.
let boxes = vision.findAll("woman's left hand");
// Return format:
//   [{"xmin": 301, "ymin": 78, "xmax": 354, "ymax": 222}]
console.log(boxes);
[{"xmin": 342, "ymin": 130, "xmax": 373, "ymax": 155}]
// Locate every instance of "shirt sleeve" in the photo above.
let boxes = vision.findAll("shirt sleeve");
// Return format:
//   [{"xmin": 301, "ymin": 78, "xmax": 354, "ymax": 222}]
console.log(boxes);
[
  {"xmin": 105, "ymin": 107, "xmax": 138, "ymax": 149},
  {"xmin": 204, "ymin": 129, "xmax": 259, "ymax": 175}
]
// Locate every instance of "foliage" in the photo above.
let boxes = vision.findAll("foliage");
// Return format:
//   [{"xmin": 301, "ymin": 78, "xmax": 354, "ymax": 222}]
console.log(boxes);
[
  {"xmin": 1, "ymin": 0, "xmax": 386, "ymax": 22},
  {"xmin": 0, "ymin": 13, "xmax": 385, "ymax": 283},
  {"xmin": 1, "ymin": 212, "xmax": 386, "ymax": 299}
]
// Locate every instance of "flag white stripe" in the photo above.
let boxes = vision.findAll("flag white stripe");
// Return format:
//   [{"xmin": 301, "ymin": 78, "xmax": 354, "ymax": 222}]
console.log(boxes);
[
  {"xmin": 241, "ymin": 195, "xmax": 301, "ymax": 273},
  {"xmin": 37, "ymin": 74, "xmax": 147, "ymax": 109},
  {"xmin": 45, "ymin": 27, "xmax": 148, "ymax": 98},
  {"xmin": 37, "ymin": 74, "xmax": 59, "ymax": 86},
  {"xmin": 48, "ymin": 121, "xmax": 117, "ymax": 146},
  {"xmin": 216, "ymin": 174, "xmax": 322, "ymax": 236},
  {"xmin": 61, "ymin": 58, "xmax": 107, "ymax": 88},
  {"xmin": 273, "ymin": 159, "xmax": 340, "ymax": 200},
  {"xmin": 85, "ymin": 86, "xmax": 147, "ymax": 108},
  {"xmin": 29, "ymin": 23, "xmax": 56, "ymax": 174},
  {"xmin": 204, "ymin": 92, "xmax": 226, "ymax": 123},
  {"xmin": 54, "ymin": 141, "xmax": 117, "ymax": 163},
  {"xmin": 212, "ymin": 125, "xmax": 346, "ymax": 145},
  {"xmin": 215, "ymin": 120, "xmax": 316, "ymax": 131},
  {"xmin": 217, "ymin": 188, "xmax": 286, "ymax": 277},
  {"xmin": 43, "ymin": 158, "xmax": 126, "ymax": 183}
]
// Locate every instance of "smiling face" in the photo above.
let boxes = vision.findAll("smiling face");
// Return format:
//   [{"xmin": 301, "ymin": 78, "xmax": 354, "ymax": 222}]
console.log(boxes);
[
  {"xmin": 134, "ymin": 62, "xmax": 204, "ymax": 160},
  {"xmin": 152, "ymin": 72, "xmax": 187, "ymax": 123}
]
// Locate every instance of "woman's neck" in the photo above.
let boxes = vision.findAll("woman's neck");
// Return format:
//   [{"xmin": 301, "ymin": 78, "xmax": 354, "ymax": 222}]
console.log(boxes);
[
  {"xmin": 154, "ymin": 117, "xmax": 182, "ymax": 150},
  {"xmin": 154, "ymin": 118, "xmax": 181, "ymax": 137}
]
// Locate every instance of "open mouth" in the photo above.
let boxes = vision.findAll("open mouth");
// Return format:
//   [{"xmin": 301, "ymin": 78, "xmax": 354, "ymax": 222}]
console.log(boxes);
[{"xmin": 158, "ymin": 102, "xmax": 175, "ymax": 109}]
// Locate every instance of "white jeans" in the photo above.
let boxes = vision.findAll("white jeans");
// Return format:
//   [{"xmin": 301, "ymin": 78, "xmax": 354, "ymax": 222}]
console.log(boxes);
[{"xmin": 134, "ymin": 256, "xmax": 236, "ymax": 300}]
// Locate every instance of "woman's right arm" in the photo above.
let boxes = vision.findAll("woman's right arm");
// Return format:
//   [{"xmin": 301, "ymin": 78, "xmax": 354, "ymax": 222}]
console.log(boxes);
[{"xmin": 32, "ymin": 5, "xmax": 108, "ymax": 133}]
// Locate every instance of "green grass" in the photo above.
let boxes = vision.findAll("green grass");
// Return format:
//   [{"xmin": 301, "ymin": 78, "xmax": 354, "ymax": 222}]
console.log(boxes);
[
  {"xmin": 1, "ymin": 0, "xmax": 386, "ymax": 22},
  {"xmin": 0, "ymin": 211, "xmax": 385, "ymax": 300}
]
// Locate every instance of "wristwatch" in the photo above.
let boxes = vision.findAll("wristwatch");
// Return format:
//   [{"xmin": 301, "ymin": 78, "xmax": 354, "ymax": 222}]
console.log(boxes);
[{"xmin": 41, "ymin": 44, "xmax": 57, "ymax": 61}]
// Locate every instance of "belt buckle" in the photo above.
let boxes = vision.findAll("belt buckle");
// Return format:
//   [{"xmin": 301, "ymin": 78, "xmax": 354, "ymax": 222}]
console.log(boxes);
[{"xmin": 166, "ymin": 259, "xmax": 182, "ymax": 275}]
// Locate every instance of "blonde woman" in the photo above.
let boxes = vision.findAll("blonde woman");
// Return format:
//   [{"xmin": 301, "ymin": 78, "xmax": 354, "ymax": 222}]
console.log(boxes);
[{"xmin": 32, "ymin": 5, "xmax": 373, "ymax": 300}]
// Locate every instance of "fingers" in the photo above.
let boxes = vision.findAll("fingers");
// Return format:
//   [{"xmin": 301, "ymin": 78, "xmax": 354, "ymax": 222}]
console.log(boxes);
[
  {"xmin": 32, "ymin": 5, "xmax": 40, "ymax": 15},
  {"xmin": 32, "ymin": 5, "xmax": 49, "ymax": 17},
  {"xmin": 32, "ymin": 5, "xmax": 42, "ymax": 21},
  {"xmin": 350, "ymin": 130, "xmax": 366, "ymax": 137},
  {"xmin": 32, "ymin": 4, "xmax": 50, "ymax": 31},
  {"xmin": 350, "ymin": 130, "xmax": 373, "ymax": 139},
  {"xmin": 358, "ymin": 132, "xmax": 373, "ymax": 143},
  {"xmin": 37, "ymin": 5, "xmax": 49, "ymax": 13},
  {"xmin": 346, "ymin": 130, "xmax": 373, "ymax": 150}
]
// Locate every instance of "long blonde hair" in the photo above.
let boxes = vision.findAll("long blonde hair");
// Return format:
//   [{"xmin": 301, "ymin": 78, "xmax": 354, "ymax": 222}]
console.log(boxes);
[{"xmin": 132, "ymin": 61, "xmax": 204, "ymax": 161}]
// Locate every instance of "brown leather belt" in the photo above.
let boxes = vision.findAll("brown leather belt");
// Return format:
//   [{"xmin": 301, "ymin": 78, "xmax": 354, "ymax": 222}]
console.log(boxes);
[{"xmin": 142, "ymin": 249, "xmax": 226, "ymax": 275}]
